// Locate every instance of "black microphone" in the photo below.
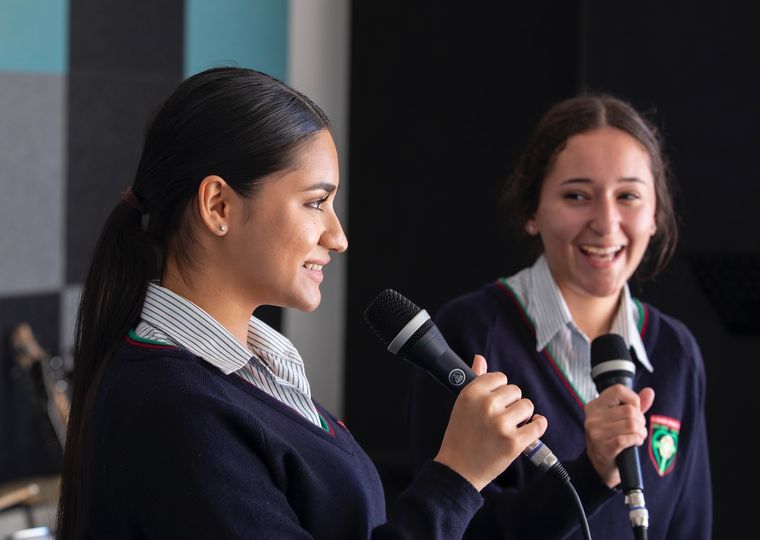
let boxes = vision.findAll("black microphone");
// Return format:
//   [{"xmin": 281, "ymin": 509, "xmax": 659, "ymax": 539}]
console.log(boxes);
[
  {"xmin": 590, "ymin": 333, "xmax": 649, "ymax": 538},
  {"xmin": 363, "ymin": 288, "xmax": 559, "ymax": 474}
]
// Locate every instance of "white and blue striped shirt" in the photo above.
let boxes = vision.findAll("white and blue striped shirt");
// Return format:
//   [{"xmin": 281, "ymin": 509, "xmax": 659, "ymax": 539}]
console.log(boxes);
[
  {"xmin": 505, "ymin": 255, "xmax": 653, "ymax": 404},
  {"xmin": 134, "ymin": 282, "xmax": 322, "ymax": 427}
]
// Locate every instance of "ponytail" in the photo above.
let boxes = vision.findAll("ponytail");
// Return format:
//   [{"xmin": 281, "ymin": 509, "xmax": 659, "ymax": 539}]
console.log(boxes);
[{"xmin": 57, "ymin": 197, "xmax": 160, "ymax": 539}]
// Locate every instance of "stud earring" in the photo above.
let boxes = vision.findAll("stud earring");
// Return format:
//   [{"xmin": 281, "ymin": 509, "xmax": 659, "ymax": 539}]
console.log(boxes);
[
  {"xmin": 525, "ymin": 223, "xmax": 536, "ymax": 234},
  {"xmin": 219, "ymin": 224, "xmax": 228, "ymax": 233}
]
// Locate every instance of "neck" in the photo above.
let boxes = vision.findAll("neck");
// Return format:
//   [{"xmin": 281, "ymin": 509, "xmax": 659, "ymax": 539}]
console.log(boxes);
[
  {"xmin": 161, "ymin": 262, "xmax": 253, "ymax": 346},
  {"xmin": 561, "ymin": 287, "xmax": 622, "ymax": 341}
]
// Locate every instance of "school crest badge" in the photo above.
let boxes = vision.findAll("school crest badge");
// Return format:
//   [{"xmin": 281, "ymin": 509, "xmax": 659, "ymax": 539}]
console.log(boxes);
[{"xmin": 649, "ymin": 414, "xmax": 680, "ymax": 477}]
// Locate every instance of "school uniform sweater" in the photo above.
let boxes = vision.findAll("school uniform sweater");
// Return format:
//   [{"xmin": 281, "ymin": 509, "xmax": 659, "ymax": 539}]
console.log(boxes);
[
  {"xmin": 406, "ymin": 281, "xmax": 712, "ymax": 540},
  {"xmin": 83, "ymin": 335, "xmax": 483, "ymax": 539}
]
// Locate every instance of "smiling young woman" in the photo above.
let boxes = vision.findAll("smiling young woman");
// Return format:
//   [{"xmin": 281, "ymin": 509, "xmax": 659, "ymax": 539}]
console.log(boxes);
[
  {"xmin": 407, "ymin": 95, "xmax": 712, "ymax": 540},
  {"xmin": 56, "ymin": 67, "xmax": 547, "ymax": 540}
]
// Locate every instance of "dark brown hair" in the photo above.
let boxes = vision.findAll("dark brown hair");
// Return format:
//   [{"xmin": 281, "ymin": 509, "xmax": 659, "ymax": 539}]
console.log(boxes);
[{"xmin": 501, "ymin": 94, "xmax": 678, "ymax": 278}]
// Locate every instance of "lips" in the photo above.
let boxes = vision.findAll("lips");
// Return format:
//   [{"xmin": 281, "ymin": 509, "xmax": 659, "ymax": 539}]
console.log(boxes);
[{"xmin": 579, "ymin": 244, "xmax": 624, "ymax": 262}]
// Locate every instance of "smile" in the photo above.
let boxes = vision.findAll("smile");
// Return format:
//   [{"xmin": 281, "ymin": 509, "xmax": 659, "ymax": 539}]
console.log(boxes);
[
  {"xmin": 303, "ymin": 263, "xmax": 323, "ymax": 271},
  {"xmin": 579, "ymin": 245, "xmax": 624, "ymax": 261}
]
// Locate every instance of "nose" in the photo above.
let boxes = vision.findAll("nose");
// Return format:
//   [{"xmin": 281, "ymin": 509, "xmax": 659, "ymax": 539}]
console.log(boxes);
[
  {"xmin": 322, "ymin": 209, "xmax": 348, "ymax": 253},
  {"xmin": 590, "ymin": 195, "xmax": 620, "ymax": 235}
]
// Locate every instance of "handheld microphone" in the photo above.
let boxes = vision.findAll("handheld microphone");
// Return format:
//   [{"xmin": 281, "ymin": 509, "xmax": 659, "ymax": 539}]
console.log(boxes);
[
  {"xmin": 363, "ymin": 288, "xmax": 558, "ymax": 473},
  {"xmin": 590, "ymin": 333, "xmax": 649, "ymax": 539}
]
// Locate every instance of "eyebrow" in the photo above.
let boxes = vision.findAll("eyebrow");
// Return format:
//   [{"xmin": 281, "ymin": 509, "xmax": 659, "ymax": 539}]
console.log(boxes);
[
  {"xmin": 560, "ymin": 177, "xmax": 646, "ymax": 185},
  {"xmin": 301, "ymin": 182, "xmax": 338, "ymax": 193}
]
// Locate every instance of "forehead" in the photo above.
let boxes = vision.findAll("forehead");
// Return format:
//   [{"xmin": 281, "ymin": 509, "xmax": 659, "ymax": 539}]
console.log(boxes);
[
  {"xmin": 546, "ymin": 127, "xmax": 653, "ymax": 184},
  {"xmin": 263, "ymin": 130, "xmax": 339, "ymax": 190}
]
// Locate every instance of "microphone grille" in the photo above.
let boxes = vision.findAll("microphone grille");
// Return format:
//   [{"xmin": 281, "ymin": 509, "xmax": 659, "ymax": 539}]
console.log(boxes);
[
  {"xmin": 590, "ymin": 333, "xmax": 631, "ymax": 367},
  {"xmin": 364, "ymin": 289, "xmax": 422, "ymax": 346}
]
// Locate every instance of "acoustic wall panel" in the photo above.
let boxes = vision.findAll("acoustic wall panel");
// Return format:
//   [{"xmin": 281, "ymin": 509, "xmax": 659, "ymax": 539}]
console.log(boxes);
[
  {"xmin": 0, "ymin": 73, "xmax": 65, "ymax": 295},
  {"xmin": 185, "ymin": 0, "xmax": 288, "ymax": 79}
]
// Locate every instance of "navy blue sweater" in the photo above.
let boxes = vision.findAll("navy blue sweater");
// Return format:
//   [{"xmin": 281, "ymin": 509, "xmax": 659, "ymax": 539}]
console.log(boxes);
[
  {"xmin": 407, "ymin": 281, "xmax": 712, "ymax": 539},
  {"xmin": 83, "ymin": 335, "xmax": 483, "ymax": 539}
]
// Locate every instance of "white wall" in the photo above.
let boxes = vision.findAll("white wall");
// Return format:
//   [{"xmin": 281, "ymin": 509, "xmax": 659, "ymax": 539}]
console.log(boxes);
[{"xmin": 285, "ymin": 0, "xmax": 351, "ymax": 415}]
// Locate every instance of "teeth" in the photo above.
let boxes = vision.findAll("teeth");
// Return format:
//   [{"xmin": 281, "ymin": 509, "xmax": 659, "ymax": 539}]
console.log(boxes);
[
  {"xmin": 581, "ymin": 245, "xmax": 622, "ymax": 255},
  {"xmin": 304, "ymin": 263, "xmax": 323, "ymax": 271}
]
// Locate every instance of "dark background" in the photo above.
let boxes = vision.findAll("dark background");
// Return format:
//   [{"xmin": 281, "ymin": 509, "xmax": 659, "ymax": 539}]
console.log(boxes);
[{"xmin": 346, "ymin": 2, "xmax": 759, "ymax": 538}]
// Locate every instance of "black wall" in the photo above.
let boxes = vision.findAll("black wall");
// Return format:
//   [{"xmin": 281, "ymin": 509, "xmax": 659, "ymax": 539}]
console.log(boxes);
[{"xmin": 347, "ymin": 2, "xmax": 759, "ymax": 537}]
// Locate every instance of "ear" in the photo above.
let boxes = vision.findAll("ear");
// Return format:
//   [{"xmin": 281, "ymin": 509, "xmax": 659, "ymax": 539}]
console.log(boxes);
[
  {"xmin": 197, "ymin": 175, "xmax": 231, "ymax": 236},
  {"xmin": 525, "ymin": 219, "xmax": 538, "ymax": 236}
]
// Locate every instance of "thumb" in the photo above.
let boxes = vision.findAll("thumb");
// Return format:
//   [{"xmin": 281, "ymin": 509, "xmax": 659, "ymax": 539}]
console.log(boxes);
[
  {"xmin": 639, "ymin": 387, "xmax": 655, "ymax": 414},
  {"xmin": 471, "ymin": 354, "xmax": 487, "ymax": 376}
]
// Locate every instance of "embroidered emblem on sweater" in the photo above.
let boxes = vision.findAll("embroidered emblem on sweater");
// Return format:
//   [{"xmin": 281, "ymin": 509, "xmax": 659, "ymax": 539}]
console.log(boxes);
[{"xmin": 649, "ymin": 414, "xmax": 680, "ymax": 476}]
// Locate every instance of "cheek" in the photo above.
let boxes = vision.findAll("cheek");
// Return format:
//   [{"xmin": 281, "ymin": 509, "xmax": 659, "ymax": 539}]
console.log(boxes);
[{"xmin": 629, "ymin": 210, "xmax": 658, "ymax": 243}]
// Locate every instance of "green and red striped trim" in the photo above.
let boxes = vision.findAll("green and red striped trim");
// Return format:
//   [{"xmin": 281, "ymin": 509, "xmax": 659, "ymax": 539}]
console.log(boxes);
[{"xmin": 125, "ymin": 329, "xmax": 178, "ymax": 349}]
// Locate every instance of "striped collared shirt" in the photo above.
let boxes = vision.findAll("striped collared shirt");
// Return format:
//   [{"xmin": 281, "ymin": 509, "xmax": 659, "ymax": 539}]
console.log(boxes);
[
  {"xmin": 134, "ymin": 282, "xmax": 322, "ymax": 427},
  {"xmin": 505, "ymin": 255, "xmax": 653, "ymax": 404}
]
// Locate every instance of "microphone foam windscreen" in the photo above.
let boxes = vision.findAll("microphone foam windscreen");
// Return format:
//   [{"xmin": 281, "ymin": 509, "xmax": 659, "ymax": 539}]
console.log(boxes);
[
  {"xmin": 590, "ymin": 333, "xmax": 631, "ymax": 368},
  {"xmin": 364, "ymin": 289, "xmax": 421, "ymax": 346}
]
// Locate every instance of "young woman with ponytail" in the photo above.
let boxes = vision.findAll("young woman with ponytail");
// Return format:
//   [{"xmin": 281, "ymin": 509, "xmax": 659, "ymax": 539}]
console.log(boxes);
[{"xmin": 57, "ymin": 67, "xmax": 547, "ymax": 539}]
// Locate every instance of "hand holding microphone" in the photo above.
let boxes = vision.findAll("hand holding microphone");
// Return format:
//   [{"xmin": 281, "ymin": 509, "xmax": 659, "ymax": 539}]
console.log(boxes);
[
  {"xmin": 434, "ymin": 354, "xmax": 547, "ymax": 491},
  {"xmin": 363, "ymin": 289, "xmax": 558, "ymax": 479},
  {"xmin": 584, "ymin": 383, "xmax": 654, "ymax": 488},
  {"xmin": 590, "ymin": 333, "xmax": 655, "ymax": 539}
]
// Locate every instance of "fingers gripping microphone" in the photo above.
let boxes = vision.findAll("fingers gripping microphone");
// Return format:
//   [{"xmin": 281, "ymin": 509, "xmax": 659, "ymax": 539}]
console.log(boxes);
[
  {"xmin": 363, "ymin": 288, "xmax": 559, "ymax": 474},
  {"xmin": 591, "ymin": 334, "xmax": 649, "ymax": 538}
]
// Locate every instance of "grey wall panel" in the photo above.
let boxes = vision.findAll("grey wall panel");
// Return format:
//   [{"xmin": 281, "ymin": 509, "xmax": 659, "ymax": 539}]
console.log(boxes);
[
  {"xmin": 0, "ymin": 73, "xmax": 65, "ymax": 295},
  {"xmin": 65, "ymin": 72, "xmax": 182, "ymax": 282},
  {"xmin": 69, "ymin": 0, "xmax": 183, "ymax": 75},
  {"xmin": 66, "ymin": 0, "xmax": 183, "ymax": 284}
]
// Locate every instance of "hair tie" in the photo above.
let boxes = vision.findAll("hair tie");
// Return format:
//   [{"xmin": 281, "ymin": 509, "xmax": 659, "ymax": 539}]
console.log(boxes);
[{"xmin": 121, "ymin": 186, "xmax": 146, "ymax": 214}]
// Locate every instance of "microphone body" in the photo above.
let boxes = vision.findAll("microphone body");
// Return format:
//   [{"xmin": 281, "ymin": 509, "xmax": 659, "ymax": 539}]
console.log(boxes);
[
  {"xmin": 590, "ymin": 334, "xmax": 649, "ymax": 536},
  {"xmin": 366, "ymin": 290, "xmax": 558, "ymax": 473}
]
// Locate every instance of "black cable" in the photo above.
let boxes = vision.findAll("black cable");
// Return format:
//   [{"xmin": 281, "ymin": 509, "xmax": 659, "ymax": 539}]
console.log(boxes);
[
  {"xmin": 634, "ymin": 526, "xmax": 647, "ymax": 540},
  {"xmin": 548, "ymin": 462, "xmax": 592, "ymax": 540}
]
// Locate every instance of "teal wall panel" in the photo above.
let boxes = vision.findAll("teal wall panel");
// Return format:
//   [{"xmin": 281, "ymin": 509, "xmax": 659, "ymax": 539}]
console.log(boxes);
[
  {"xmin": 184, "ymin": 0, "xmax": 288, "ymax": 80},
  {"xmin": 0, "ymin": 0, "xmax": 68, "ymax": 74}
]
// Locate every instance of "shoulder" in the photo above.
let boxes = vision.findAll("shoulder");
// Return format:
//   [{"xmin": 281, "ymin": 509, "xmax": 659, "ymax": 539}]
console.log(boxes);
[
  {"xmin": 436, "ymin": 281, "xmax": 517, "ymax": 320},
  {"xmin": 435, "ymin": 282, "xmax": 509, "ymax": 330},
  {"xmin": 104, "ymin": 343, "xmax": 252, "ymax": 427},
  {"xmin": 97, "ymin": 344, "xmax": 268, "ymax": 462},
  {"xmin": 433, "ymin": 281, "xmax": 530, "ymax": 351},
  {"xmin": 640, "ymin": 302, "xmax": 704, "ymax": 374}
]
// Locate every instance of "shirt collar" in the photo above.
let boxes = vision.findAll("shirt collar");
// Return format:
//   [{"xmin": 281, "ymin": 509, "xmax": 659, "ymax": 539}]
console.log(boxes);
[
  {"xmin": 524, "ymin": 255, "xmax": 652, "ymax": 373},
  {"xmin": 140, "ymin": 282, "xmax": 303, "ymax": 375},
  {"xmin": 610, "ymin": 286, "xmax": 652, "ymax": 372},
  {"xmin": 529, "ymin": 255, "xmax": 573, "ymax": 351}
]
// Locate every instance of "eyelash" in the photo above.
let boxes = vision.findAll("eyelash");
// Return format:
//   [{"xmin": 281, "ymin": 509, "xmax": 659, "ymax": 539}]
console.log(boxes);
[
  {"xmin": 307, "ymin": 196, "xmax": 329, "ymax": 211},
  {"xmin": 562, "ymin": 192, "xmax": 641, "ymax": 201}
]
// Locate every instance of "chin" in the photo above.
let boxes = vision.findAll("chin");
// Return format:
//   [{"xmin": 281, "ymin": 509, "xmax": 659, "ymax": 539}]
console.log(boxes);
[{"xmin": 295, "ymin": 293, "xmax": 322, "ymax": 312}]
